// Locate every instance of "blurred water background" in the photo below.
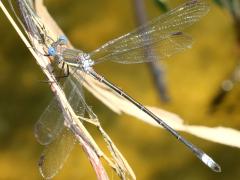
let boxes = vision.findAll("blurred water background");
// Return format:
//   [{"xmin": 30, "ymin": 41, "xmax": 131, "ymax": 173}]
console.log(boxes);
[{"xmin": 0, "ymin": 0, "xmax": 240, "ymax": 179}]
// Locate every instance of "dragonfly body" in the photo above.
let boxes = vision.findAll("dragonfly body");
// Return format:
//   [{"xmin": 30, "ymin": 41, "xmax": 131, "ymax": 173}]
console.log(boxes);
[
  {"xmin": 44, "ymin": 0, "xmax": 221, "ymax": 173},
  {"xmin": 8, "ymin": 0, "xmax": 221, "ymax": 178},
  {"xmin": 46, "ymin": 37, "xmax": 221, "ymax": 173}
]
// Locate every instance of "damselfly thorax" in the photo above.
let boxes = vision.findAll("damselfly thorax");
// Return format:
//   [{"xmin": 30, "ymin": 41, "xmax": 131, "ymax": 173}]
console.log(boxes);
[{"xmin": 48, "ymin": 38, "xmax": 94, "ymax": 72}]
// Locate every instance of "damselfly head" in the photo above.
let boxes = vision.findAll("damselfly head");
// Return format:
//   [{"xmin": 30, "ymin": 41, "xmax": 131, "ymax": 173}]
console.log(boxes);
[
  {"xmin": 58, "ymin": 35, "xmax": 68, "ymax": 45},
  {"xmin": 48, "ymin": 46, "xmax": 56, "ymax": 56}
]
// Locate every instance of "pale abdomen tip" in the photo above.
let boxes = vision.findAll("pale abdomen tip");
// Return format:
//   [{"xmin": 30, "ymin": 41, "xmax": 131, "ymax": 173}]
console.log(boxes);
[{"xmin": 201, "ymin": 154, "xmax": 221, "ymax": 172}]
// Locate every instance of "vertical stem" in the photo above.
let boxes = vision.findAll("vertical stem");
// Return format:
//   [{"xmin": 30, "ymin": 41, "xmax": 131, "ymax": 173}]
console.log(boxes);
[{"xmin": 133, "ymin": 0, "xmax": 170, "ymax": 102}]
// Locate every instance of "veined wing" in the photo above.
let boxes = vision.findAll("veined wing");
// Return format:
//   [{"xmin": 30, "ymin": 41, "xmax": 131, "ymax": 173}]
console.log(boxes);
[
  {"xmin": 89, "ymin": 0, "xmax": 209, "ymax": 64},
  {"xmin": 37, "ymin": 74, "xmax": 98, "ymax": 179},
  {"xmin": 36, "ymin": 76, "xmax": 84, "ymax": 179},
  {"xmin": 34, "ymin": 75, "xmax": 86, "ymax": 145},
  {"xmin": 93, "ymin": 32, "xmax": 193, "ymax": 64},
  {"xmin": 68, "ymin": 72, "xmax": 99, "ymax": 122},
  {"xmin": 38, "ymin": 128, "xmax": 76, "ymax": 180},
  {"xmin": 34, "ymin": 96, "xmax": 64, "ymax": 145}
]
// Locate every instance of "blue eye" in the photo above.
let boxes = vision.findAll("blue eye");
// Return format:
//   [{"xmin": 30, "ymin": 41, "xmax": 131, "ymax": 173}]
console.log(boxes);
[
  {"xmin": 59, "ymin": 35, "xmax": 67, "ymax": 44},
  {"xmin": 48, "ymin": 47, "xmax": 56, "ymax": 56}
]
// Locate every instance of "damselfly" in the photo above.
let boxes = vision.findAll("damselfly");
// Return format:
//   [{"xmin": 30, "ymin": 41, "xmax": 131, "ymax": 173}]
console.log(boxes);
[
  {"xmin": 45, "ymin": 0, "xmax": 221, "ymax": 173},
  {"xmin": 8, "ymin": 0, "xmax": 221, "ymax": 178}
]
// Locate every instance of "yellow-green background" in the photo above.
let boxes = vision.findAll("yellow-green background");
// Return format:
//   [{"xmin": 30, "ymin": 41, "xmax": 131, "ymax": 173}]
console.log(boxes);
[{"xmin": 0, "ymin": 0, "xmax": 240, "ymax": 179}]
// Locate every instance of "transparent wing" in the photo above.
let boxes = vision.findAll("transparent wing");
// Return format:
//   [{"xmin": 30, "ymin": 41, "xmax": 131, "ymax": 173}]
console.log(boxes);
[
  {"xmin": 68, "ymin": 69, "xmax": 99, "ymax": 123},
  {"xmin": 89, "ymin": 0, "xmax": 209, "ymax": 64},
  {"xmin": 93, "ymin": 32, "xmax": 193, "ymax": 64},
  {"xmin": 38, "ymin": 128, "xmax": 76, "ymax": 180},
  {"xmin": 34, "ymin": 75, "xmax": 86, "ymax": 145},
  {"xmin": 37, "ymin": 73, "xmax": 98, "ymax": 179},
  {"xmin": 36, "ymin": 77, "xmax": 84, "ymax": 178},
  {"xmin": 34, "ymin": 97, "xmax": 64, "ymax": 145}
]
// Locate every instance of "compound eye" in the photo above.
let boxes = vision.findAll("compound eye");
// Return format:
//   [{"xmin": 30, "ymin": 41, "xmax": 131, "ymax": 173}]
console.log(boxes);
[
  {"xmin": 48, "ymin": 46, "xmax": 56, "ymax": 56},
  {"xmin": 59, "ymin": 35, "xmax": 68, "ymax": 45}
]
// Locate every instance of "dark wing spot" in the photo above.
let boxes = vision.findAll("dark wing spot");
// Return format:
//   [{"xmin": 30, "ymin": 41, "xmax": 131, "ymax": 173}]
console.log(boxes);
[{"xmin": 171, "ymin": 32, "xmax": 183, "ymax": 36}]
